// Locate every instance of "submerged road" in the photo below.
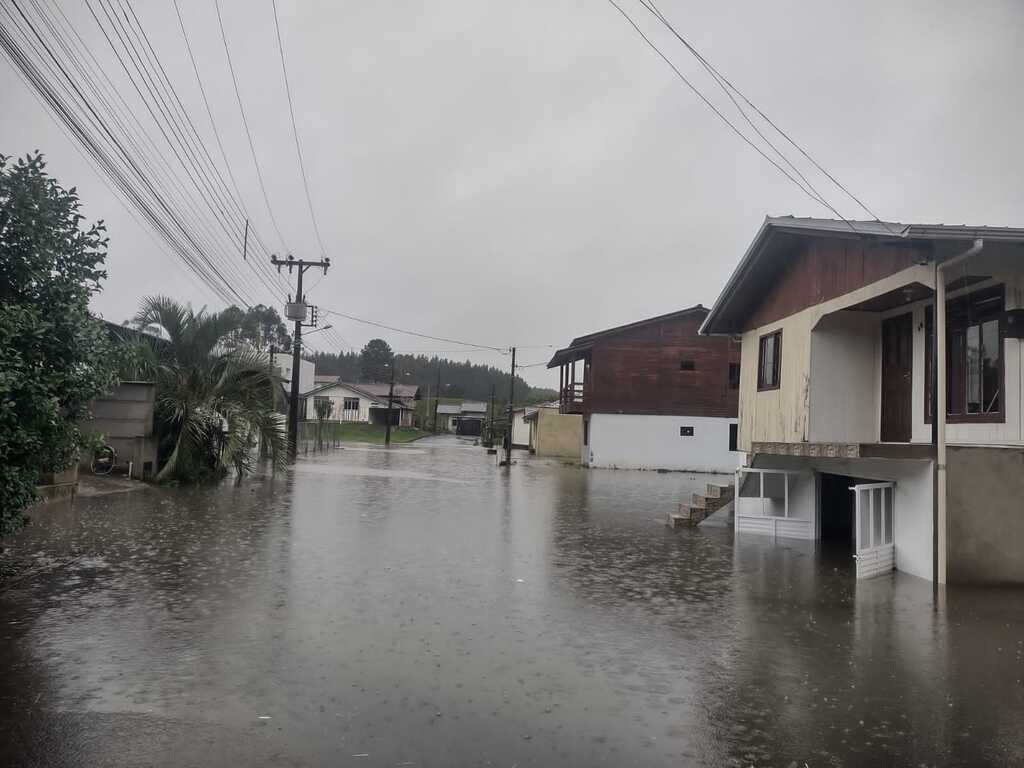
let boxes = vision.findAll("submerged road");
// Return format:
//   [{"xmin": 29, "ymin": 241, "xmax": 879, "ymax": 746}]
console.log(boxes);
[{"xmin": 1, "ymin": 435, "xmax": 1023, "ymax": 766}]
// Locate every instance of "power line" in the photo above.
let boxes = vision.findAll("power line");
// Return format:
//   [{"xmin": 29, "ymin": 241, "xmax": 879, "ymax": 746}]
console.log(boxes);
[
  {"xmin": 213, "ymin": 0, "xmax": 290, "ymax": 252},
  {"xmin": 2, "ymin": 1, "xmax": 248, "ymax": 306},
  {"xmin": 82, "ymin": 0, "xmax": 275, "ymax": 303},
  {"xmin": 603, "ymin": 0, "xmax": 857, "ymax": 228},
  {"xmin": 321, "ymin": 307, "xmax": 508, "ymax": 352},
  {"xmin": 638, "ymin": 0, "xmax": 892, "ymax": 230},
  {"xmin": 270, "ymin": 0, "xmax": 329, "ymax": 261}
]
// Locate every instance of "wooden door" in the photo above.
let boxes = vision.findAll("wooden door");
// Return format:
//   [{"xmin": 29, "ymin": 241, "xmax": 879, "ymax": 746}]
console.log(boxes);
[{"xmin": 880, "ymin": 313, "xmax": 913, "ymax": 442}]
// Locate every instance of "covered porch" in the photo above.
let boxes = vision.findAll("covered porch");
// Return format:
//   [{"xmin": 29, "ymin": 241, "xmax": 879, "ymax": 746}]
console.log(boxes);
[{"xmin": 547, "ymin": 344, "xmax": 591, "ymax": 415}]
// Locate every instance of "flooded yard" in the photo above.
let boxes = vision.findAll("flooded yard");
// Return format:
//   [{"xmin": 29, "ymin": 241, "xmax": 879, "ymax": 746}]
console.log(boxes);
[{"xmin": 1, "ymin": 435, "xmax": 1022, "ymax": 766}]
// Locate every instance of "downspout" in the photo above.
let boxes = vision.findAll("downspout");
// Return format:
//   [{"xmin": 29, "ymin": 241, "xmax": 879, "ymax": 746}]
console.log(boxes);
[{"xmin": 934, "ymin": 238, "xmax": 984, "ymax": 585}]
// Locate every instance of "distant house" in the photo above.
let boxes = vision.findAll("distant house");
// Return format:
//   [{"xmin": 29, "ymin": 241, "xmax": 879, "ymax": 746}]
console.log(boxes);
[
  {"xmin": 302, "ymin": 381, "xmax": 415, "ymax": 427},
  {"xmin": 547, "ymin": 306, "xmax": 740, "ymax": 472},
  {"xmin": 455, "ymin": 401, "xmax": 488, "ymax": 436},
  {"xmin": 436, "ymin": 404, "xmax": 461, "ymax": 432},
  {"xmin": 701, "ymin": 215, "xmax": 1024, "ymax": 584}
]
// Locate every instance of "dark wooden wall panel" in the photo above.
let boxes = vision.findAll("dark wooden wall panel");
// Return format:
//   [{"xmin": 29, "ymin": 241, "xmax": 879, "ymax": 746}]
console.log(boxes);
[
  {"xmin": 745, "ymin": 238, "xmax": 925, "ymax": 330},
  {"xmin": 587, "ymin": 313, "xmax": 740, "ymax": 417}
]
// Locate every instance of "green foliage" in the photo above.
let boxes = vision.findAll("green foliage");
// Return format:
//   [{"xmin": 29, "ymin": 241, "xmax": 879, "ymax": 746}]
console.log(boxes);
[
  {"xmin": 313, "ymin": 346, "xmax": 558, "ymax": 405},
  {"xmin": 219, "ymin": 303, "xmax": 291, "ymax": 351},
  {"xmin": 0, "ymin": 152, "xmax": 117, "ymax": 535},
  {"xmin": 135, "ymin": 296, "xmax": 287, "ymax": 483},
  {"xmin": 359, "ymin": 338, "xmax": 393, "ymax": 382}
]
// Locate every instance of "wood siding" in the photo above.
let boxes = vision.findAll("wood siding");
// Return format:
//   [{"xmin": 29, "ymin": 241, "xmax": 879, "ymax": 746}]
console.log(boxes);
[
  {"xmin": 745, "ymin": 238, "xmax": 927, "ymax": 331},
  {"xmin": 588, "ymin": 312, "xmax": 739, "ymax": 417}
]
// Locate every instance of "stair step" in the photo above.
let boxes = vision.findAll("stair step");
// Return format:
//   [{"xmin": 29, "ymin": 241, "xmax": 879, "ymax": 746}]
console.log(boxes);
[{"xmin": 704, "ymin": 483, "xmax": 734, "ymax": 499}]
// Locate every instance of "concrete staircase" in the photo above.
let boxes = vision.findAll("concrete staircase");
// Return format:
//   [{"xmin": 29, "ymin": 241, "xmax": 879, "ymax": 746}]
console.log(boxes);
[{"xmin": 667, "ymin": 481, "xmax": 735, "ymax": 528}]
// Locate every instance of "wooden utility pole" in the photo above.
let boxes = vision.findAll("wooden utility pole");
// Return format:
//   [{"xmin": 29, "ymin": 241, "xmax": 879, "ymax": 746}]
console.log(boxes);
[
  {"xmin": 505, "ymin": 347, "xmax": 516, "ymax": 466},
  {"xmin": 385, "ymin": 362, "xmax": 396, "ymax": 447},
  {"xmin": 271, "ymin": 255, "xmax": 330, "ymax": 461},
  {"xmin": 489, "ymin": 384, "xmax": 495, "ymax": 443},
  {"xmin": 433, "ymin": 361, "xmax": 442, "ymax": 433}
]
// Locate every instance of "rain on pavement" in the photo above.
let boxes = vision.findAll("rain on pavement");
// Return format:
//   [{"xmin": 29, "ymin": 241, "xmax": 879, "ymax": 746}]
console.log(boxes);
[{"xmin": 1, "ymin": 435, "xmax": 1023, "ymax": 767}]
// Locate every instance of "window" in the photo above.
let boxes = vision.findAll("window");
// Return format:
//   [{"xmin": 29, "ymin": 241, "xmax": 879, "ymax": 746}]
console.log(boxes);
[
  {"xmin": 343, "ymin": 397, "xmax": 360, "ymax": 411},
  {"xmin": 679, "ymin": 359, "xmax": 696, "ymax": 371},
  {"xmin": 728, "ymin": 423, "xmax": 738, "ymax": 452},
  {"xmin": 925, "ymin": 285, "xmax": 1004, "ymax": 422},
  {"xmin": 680, "ymin": 426, "xmax": 694, "ymax": 437},
  {"xmin": 583, "ymin": 418, "xmax": 590, "ymax": 446},
  {"xmin": 728, "ymin": 362, "xmax": 740, "ymax": 389},
  {"xmin": 757, "ymin": 331, "xmax": 782, "ymax": 390}
]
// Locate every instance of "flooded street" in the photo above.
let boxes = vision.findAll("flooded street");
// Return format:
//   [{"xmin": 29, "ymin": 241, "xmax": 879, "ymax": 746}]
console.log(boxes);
[{"xmin": 2, "ymin": 436, "xmax": 1023, "ymax": 767}]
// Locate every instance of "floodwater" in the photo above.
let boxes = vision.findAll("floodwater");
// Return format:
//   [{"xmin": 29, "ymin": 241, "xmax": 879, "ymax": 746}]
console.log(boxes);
[{"xmin": 1, "ymin": 436, "xmax": 1022, "ymax": 767}]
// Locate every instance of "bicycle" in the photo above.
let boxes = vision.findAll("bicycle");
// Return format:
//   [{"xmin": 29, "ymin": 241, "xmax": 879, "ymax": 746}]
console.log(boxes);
[{"xmin": 91, "ymin": 444, "xmax": 116, "ymax": 475}]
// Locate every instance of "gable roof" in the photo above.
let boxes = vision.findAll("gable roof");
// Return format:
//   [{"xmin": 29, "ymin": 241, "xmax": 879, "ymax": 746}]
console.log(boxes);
[
  {"xmin": 436, "ymin": 404, "xmax": 461, "ymax": 415},
  {"xmin": 460, "ymin": 401, "xmax": 487, "ymax": 414},
  {"xmin": 700, "ymin": 215, "xmax": 1024, "ymax": 336},
  {"xmin": 547, "ymin": 305, "xmax": 708, "ymax": 368},
  {"xmin": 356, "ymin": 382, "xmax": 420, "ymax": 400}
]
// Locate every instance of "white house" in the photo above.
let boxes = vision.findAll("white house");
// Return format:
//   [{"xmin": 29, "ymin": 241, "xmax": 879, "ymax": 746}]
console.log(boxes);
[
  {"xmin": 302, "ymin": 381, "xmax": 414, "ymax": 427},
  {"xmin": 702, "ymin": 216, "xmax": 1024, "ymax": 584},
  {"xmin": 436, "ymin": 404, "xmax": 461, "ymax": 432}
]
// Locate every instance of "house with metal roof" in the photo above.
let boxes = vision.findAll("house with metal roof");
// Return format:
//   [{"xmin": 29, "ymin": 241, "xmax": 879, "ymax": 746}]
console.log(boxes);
[
  {"xmin": 302, "ymin": 381, "xmax": 415, "ymax": 427},
  {"xmin": 547, "ymin": 305, "xmax": 741, "ymax": 472},
  {"xmin": 701, "ymin": 215, "xmax": 1024, "ymax": 584}
]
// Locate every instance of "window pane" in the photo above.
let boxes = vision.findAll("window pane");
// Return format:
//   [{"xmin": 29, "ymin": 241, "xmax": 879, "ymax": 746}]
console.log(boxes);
[
  {"xmin": 982, "ymin": 319, "xmax": 1000, "ymax": 413},
  {"xmin": 949, "ymin": 331, "xmax": 964, "ymax": 415},
  {"xmin": 764, "ymin": 336, "xmax": 775, "ymax": 386},
  {"xmin": 966, "ymin": 324, "xmax": 981, "ymax": 413}
]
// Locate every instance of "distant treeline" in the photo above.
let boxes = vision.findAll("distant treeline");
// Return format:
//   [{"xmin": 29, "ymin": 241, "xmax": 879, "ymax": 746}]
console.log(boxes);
[{"xmin": 309, "ymin": 346, "xmax": 557, "ymax": 405}]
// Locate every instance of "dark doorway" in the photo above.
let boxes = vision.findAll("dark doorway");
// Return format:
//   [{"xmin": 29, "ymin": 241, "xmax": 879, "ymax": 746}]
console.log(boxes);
[
  {"xmin": 819, "ymin": 473, "xmax": 856, "ymax": 558},
  {"xmin": 881, "ymin": 312, "xmax": 913, "ymax": 442}
]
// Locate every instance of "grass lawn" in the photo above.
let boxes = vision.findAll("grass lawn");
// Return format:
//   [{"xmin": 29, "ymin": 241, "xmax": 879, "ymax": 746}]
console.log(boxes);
[{"xmin": 300, "ymin": 421, "xmax": 427, "ymax": 445}]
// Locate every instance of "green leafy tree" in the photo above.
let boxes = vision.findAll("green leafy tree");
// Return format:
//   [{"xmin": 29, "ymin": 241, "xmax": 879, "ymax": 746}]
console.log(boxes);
[
  {"xmin": 0, "ymin": 152, "xmax": 118, "ymax": 534},
  {"xmin": 359, "ymin": 338, "xmax": 393, "ymax": 382},
  {"xmin": 134, "ymin": 296, "xmax": 287, "ymax": 483}
]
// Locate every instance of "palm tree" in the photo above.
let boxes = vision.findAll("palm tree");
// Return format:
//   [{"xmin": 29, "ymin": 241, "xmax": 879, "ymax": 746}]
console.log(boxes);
[{"xmin": 134, "ymin": 296, "xmax": 287, "ymax": 483}]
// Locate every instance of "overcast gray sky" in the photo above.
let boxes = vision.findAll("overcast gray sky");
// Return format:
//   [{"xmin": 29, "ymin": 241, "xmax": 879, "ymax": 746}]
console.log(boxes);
[{"xmin": 3, "ymin": 0, "xmax": 1024, "ymax": 387}]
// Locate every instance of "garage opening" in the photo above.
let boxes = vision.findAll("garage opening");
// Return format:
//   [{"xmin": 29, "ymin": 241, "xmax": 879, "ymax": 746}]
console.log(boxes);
[{"xmin": 820, "ymin": 473, "xmax": 856, "ymax": 545}]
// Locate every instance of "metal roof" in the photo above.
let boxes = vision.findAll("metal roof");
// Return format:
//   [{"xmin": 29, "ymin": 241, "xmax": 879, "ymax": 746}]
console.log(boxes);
[
  {"xmin": 436, "ymin": 404, "xmax": 461, "ymax": 415},
  {"xmin": 700, "ymin": 215, "xmax": 1024, "ymax": 336},
  {"xmin": 460, "ymin": 401, "xmax": 488, "ymax": 414},
  {"xmin": 547, "ymin": 304, "xmax": 709, "ymax": 368}
]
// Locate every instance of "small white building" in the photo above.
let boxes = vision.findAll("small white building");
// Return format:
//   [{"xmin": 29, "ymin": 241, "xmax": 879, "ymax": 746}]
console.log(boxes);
[
  {"xmin": 302, "ymin": 381, "xmax": 414, "ymax": 427},
  {"xmin": 435, "ymin": 404, "xmax": 461, "ymax": 432},
  {"xmin": 275, "ymin": 356, "xmax": 315, "ymax": 396}
]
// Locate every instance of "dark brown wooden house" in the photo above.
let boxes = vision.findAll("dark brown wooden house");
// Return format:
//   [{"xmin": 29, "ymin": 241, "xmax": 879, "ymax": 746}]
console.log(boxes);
[{"xmin": 546, "ymin": 306, "xmax": 741, "ymax": 472}]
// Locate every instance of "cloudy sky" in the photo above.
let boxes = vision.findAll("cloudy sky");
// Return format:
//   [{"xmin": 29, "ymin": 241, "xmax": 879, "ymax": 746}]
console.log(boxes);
[{"xmin": 3, "ymin": 0, "xmax": 1023, "ymax": 387}]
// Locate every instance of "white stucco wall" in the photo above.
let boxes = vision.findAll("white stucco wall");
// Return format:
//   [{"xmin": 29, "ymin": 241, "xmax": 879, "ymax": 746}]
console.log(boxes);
[
  {"xmin": 586, "ymin": 413, "xmax": 739, "ymax": 473},
  {"xmin": 808, "ymin": 312, "xmax": 880, "ymax": 443},
  {"xmin": 511, "ymin": 411, "xmax": 531, "ymax": 447},
  {"xmin": 278, "ymin": 358, "xmax": 315, "ymax": 396}
]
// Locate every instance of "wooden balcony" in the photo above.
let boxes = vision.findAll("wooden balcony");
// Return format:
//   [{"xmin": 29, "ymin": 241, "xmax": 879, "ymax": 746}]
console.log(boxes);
[{"xmin": 560, "ymin": 382, "xmax": 586, "ymax": 414}]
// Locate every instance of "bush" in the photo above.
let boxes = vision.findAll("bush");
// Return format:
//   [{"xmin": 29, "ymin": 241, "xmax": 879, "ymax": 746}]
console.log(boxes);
[{"xmin": 0, "ymin": 153, "xmax": 117, "ymax": 535}]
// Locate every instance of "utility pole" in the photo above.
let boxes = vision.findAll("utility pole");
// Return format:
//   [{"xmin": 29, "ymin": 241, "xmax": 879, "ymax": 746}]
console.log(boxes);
[
  {"xmin": 271, "ymin": 254, "xmax": 330, "ymax": 461},
  {"xmin": 505, "ymin": 347, "xmax": 516, "ymax": 466},
  {"xmin": 489, "ymin": 384, "xmax": 495, "ymax": 443},
  {"xmin": 433, "ymin": 361, "xmax": 442, "ymax": 434},
  {"xmin": 385, "ymin": 362, "xmax": 396, "ymax": 448}
]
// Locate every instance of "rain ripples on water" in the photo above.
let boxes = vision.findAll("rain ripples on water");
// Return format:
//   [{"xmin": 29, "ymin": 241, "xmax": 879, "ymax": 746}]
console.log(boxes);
[{"xmin": 1, "ymin": 435, "xmax": 1023, "ymax": 766}]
